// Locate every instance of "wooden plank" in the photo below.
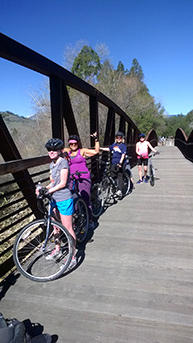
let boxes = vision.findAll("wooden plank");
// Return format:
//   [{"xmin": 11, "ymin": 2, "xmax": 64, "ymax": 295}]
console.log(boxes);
[{"xmin": 1, "ymin": 147, "xmax": 193, "ymax": 343}]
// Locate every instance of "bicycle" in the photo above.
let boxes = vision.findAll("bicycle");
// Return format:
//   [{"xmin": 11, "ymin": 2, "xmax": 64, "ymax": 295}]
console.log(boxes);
[
  {"xmin": 148, "ymin": 152, "xmax": 159, "ymax": 186},
  {"xmin": 70, "ymin": 171, "xmax": 89, "ymax": 243},
  {"xmin": 13, "ymin": 189, "xmax": 73, "ymax": 282},
  {"xmin": 98, "ymin": 159, "xmax": 131, "ymax": 203},
  {"xmin": 90, "ymin": 182, "xmax": 105, "ymax": 219}
]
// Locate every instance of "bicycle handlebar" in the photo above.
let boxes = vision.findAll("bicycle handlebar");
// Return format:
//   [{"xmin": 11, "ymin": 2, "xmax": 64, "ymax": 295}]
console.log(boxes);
[
  {"xmin": 37, "ymin": 187, "xmax": 52, "ymax": 200},
  {"xmin": 70, "ymin": 171, "xmax": 88, "ymax": 178},
  {"xmin": 149, "ymin": 152, "xmax": 160, "ymax": 158}
]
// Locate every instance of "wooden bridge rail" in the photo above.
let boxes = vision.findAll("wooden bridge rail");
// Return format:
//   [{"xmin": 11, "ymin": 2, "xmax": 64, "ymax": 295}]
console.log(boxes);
[{"xmin": 175, "ymin": 128, "xmax": 193, "ymax": 163}]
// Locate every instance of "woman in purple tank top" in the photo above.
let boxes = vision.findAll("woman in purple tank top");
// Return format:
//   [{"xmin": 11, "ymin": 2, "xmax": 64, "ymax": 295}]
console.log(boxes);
[{"xmin": 63, "ymin": 133, "xmax": 99, "ymax": 225}]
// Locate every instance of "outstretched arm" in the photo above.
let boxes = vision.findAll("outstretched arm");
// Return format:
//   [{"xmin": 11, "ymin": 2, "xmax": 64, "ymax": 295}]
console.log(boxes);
[
  {"xmin": 81, "ymin": 132, "xmax": 100, "ymax": 157},
  {"xmin": 147, "ymin": 141, "xmax": 157, "ymax": 153},
  {"xmin": 100, "ymin": 147, "xmax": 110, "ymax": 152}
]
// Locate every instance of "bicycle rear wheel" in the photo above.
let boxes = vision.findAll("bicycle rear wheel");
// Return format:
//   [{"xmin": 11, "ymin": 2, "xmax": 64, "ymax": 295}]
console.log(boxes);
[
  {"xmin": 149, "ymin": 165, "xmax": 155, "ymax": 186},
  {"xmin": 91, "ymin": 183, "xmax": 105, "ymax": 219},
  {"xmin": 122, "ymin": 172, "xmax": 130, "ymax": 196},
  {"xmin": 13, "ymin": 219, "xmax": 73, "ymax": 282},
  {"xmin": 73, "ymin": 198, "xmax": 89, "ymax": 243}
]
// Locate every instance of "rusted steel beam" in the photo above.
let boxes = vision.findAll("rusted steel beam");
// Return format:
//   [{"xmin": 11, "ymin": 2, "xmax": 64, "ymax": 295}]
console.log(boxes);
[
  {"xmin": 62, "ymin": 83, "xmax": 79, "ymax": 139},
  {"xmin": 89, "ymin": 95, "xmax": 99, "ymax": 146},
  {"xmin": 104, "ymin": 107, "xmax": 115, "ymax": 146},
  {"xmin": 119, "ymin": 117, "xmax": 126, "ymax": 136},
  {"xmin": 0, "ymin": 156, "xmax": 50, "ymax": 176},
  {"xmin": 0, "ymin": 115, "xmax": 41, "ymax": 217},
  {"xmin": 126, "ymin": 124, "xmax": 133, "ymax": 144},
  {"xmin": 50, "ymin": 75, "xmax": 64, "ymax": 140},
  {"xmin": 0, "ymin": 33, "xmax": 94, "ymax": 97},
  {"xmin": 0, "ymin": 115, "xmax": 22, "ymax": 161},
  {"xmin": 0, "ymin": 33, "xmax": 138, "ymax": 131}
]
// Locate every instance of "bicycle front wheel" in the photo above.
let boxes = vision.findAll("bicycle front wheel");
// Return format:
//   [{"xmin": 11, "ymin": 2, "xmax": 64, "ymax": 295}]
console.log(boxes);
[
  {"xmin": 149, "ymin": 165, "xmax": 155, "ymax": 186},
  {"xmin": 13, "ymin": 219, "xmax": 73, "ymax": 282},
  {"xmin": 91, "ymin": 183, "xmax": 105, "ymax": 219},
  {"xmin": 73, "ymin": 198, "xmax": 89, "ymax": 243}
]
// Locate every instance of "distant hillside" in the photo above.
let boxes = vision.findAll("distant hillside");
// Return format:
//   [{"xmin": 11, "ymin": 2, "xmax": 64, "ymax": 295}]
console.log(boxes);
[
  {"xmin": 0, "ymin": 111, "xmax": 51, "ymax": 158},
  {"xmin": 1, "ymin": 111, "xmax": 34, "ymax": 130}
]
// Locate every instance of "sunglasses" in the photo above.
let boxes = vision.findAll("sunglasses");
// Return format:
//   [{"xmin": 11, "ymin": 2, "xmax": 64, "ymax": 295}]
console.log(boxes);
[
  {"xmin": 47, "ymin": 148, "xmax": 60, "ymax": 152},
  {"xmin": 69, "ymin": 142, "xmax": 78, "ymax": 146}
]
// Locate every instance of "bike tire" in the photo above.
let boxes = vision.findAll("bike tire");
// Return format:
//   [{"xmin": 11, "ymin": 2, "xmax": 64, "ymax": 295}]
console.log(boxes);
[
  {"xmin": 122, "ymin": 172, "xmax": 130, "ymax": 196},
  {"xmin": 100, "ymin": 177, "xmax": 111, "ymax": 203},
  {"xmin": 149, "ymin": 165, "xmax": 155, "ymax": 186},
  {"xmin": 73, "ymin": 198, "xmax": 89, "ymax": 243},
  {"xmin": 13, "ymin": 219, "xmax": 73, "ymax": 282},
  {"xmin": 91, "ymin": 183, "xmax": 105, "ymax": 219}
]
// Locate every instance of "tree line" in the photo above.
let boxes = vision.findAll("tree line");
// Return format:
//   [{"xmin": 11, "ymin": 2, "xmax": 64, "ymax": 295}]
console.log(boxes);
[
  {"xmin": 2, "ymin": 42, "xmax": 193, "ymax": 160},
  {"xmin": 66, "ymin": 43, "xmax": 193, "ymax": 138}
]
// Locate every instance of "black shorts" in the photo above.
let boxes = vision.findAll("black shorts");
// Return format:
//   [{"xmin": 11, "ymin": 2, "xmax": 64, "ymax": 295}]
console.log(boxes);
[{"xmin": 137, "ymin": 158, "xmax": 148, "ymax": 166}]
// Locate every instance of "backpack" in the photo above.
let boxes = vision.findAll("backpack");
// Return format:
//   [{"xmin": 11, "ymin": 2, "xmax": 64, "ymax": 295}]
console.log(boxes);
[
  {"xmin": 0, "ymin": 314, "xmax": 52, "ymax": 343},
  {"xmin": 0, "ymin": 317, "xmax": 26, "ymax": 343}
]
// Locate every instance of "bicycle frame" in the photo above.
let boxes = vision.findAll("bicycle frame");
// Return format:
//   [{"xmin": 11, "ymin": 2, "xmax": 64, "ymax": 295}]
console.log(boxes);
[
  {"xmin": 37, "ymin": 194, "xmax": 58, "ymax": 252},
  {"xmin": 101, "ymin": 162, "xmax": 117, "ymax": 190},
  {"xmin": 41, "ymin": 200, "xmax": 52, "ymax": 251}
]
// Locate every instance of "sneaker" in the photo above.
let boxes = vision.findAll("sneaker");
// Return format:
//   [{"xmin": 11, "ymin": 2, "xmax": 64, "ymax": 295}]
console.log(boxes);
[
  {"xmin": 136, "ymin": 179, "xmax": 143, "ymax": 184},
  {"xmin": 116, "ymin": 190, "xmax": 122, "ymax": 198},
  {"xmin": 89, "ymin": 221, "xmax": 96, "ymax": 230},
  {"xmin": 31, "ymin": 334, "xmax": 52, "ymax": 343},
  {"xmin": 144, "ymin": 178, "xmax": 148, "ymax": 183},
  {"xmin": 67, "ymin": 257, "xmax": 77, "ymax": 270},
  {"xmin": 46, "ymin": 249, "xmax": 62, "ymax": 260}
]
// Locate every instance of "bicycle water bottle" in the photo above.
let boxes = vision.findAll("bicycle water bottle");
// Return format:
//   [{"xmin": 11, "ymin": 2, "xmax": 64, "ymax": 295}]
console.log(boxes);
[
  {"xmin": 0, "ymin": 313, "xmax": 7, "ymax": 328},
  {"xmin": 36, "ymin": 182, "xmax": 43, "ymax": 191}
]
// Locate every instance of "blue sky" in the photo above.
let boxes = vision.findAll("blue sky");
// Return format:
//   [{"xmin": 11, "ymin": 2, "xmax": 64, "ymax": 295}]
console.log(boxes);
[{"xmin": 1, "ymin": 0, "xmax": 193, "ymax": 117}]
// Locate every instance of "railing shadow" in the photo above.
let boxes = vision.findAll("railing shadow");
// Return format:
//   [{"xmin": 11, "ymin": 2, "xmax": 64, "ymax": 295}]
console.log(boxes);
[{"xmin": 0, "ymin": 272, "xmax": 20, "ymax": 301}]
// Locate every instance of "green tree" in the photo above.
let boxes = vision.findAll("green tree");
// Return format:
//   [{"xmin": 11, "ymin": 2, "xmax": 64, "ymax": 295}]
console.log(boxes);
[
  {"xmin": 71, "ymin": 45, "xmax": 101, "ymax": 82},
  {"xmin": 128, "ymin": 58, "xmax": 144, "ymax": 82},
  {"xmin": 116, "ymin": 61, "xmax": 128, "ymax": 74}
]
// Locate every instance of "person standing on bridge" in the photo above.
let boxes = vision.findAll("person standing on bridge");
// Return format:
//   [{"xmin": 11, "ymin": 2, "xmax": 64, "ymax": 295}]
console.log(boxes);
[
  {"xmin": 38, "ymin": 138, "xmax": 76, "ymax": 268},
  {"xmin": 100, "ymin": 131, "xmax": 128, "ymax": 198},
  {"xmin": 63, "ymin": 132, "xmax": 99, "ymax": 228},
  {"xmin": 136, "ymin": 133, "xmax": 158, "ymax": 183}
]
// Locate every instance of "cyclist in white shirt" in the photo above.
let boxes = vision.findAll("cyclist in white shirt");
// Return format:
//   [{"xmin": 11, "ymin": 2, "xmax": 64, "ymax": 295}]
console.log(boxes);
[{"xmin": 136, "ymin": 133, "xmax": 157, "ymax": 183}]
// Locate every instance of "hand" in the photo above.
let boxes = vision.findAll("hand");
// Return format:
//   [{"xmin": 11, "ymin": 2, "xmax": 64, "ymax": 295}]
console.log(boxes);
[
  {"xmin": 38, "ymin": 187, "xmax": 50, "ymax": 199},
  {"xmin": 91, "ymin": 132, "xmax": 98, "ymax": 141}
]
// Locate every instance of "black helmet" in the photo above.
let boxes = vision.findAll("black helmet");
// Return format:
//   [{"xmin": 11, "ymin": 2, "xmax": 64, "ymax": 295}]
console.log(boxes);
[
  {"xmin": 45, "ymin": 138, "xmax": 64, "ymax": 151},
  {"xmin": 139, "ymin": 133, "xmax": 146, "ymax": 138},
  {"xmin": 115, "ymin": 131, "xmax": 124, "ymax": 137}
]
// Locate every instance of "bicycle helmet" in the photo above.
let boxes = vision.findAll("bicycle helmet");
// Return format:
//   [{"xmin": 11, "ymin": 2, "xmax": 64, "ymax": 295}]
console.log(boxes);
[
  {"xmin": 139, "ymin": 133, "xmax": 146, "ymax": 138},
  {"xmin": 45, "ymin": 138, "xmax": 64, "ymax": 151},
  {"xmin": 115, "ymin": 131, "xmax": 124, "ymax": 137},
  {"xmin": 68, "ymin": 135, "xmax": 80, "ymax": 144}
]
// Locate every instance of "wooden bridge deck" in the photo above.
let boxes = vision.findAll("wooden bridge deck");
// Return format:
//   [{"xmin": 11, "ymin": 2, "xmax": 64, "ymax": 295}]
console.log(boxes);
[{"xmin": 1, "ymin": 145, "xmax": 193, "ymax": 343}]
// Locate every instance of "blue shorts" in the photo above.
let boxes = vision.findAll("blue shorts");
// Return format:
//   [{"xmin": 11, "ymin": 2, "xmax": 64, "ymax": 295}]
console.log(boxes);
[{"xmin": 51, "ymin": 197, "xmax": 74, "ymax": 216}]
